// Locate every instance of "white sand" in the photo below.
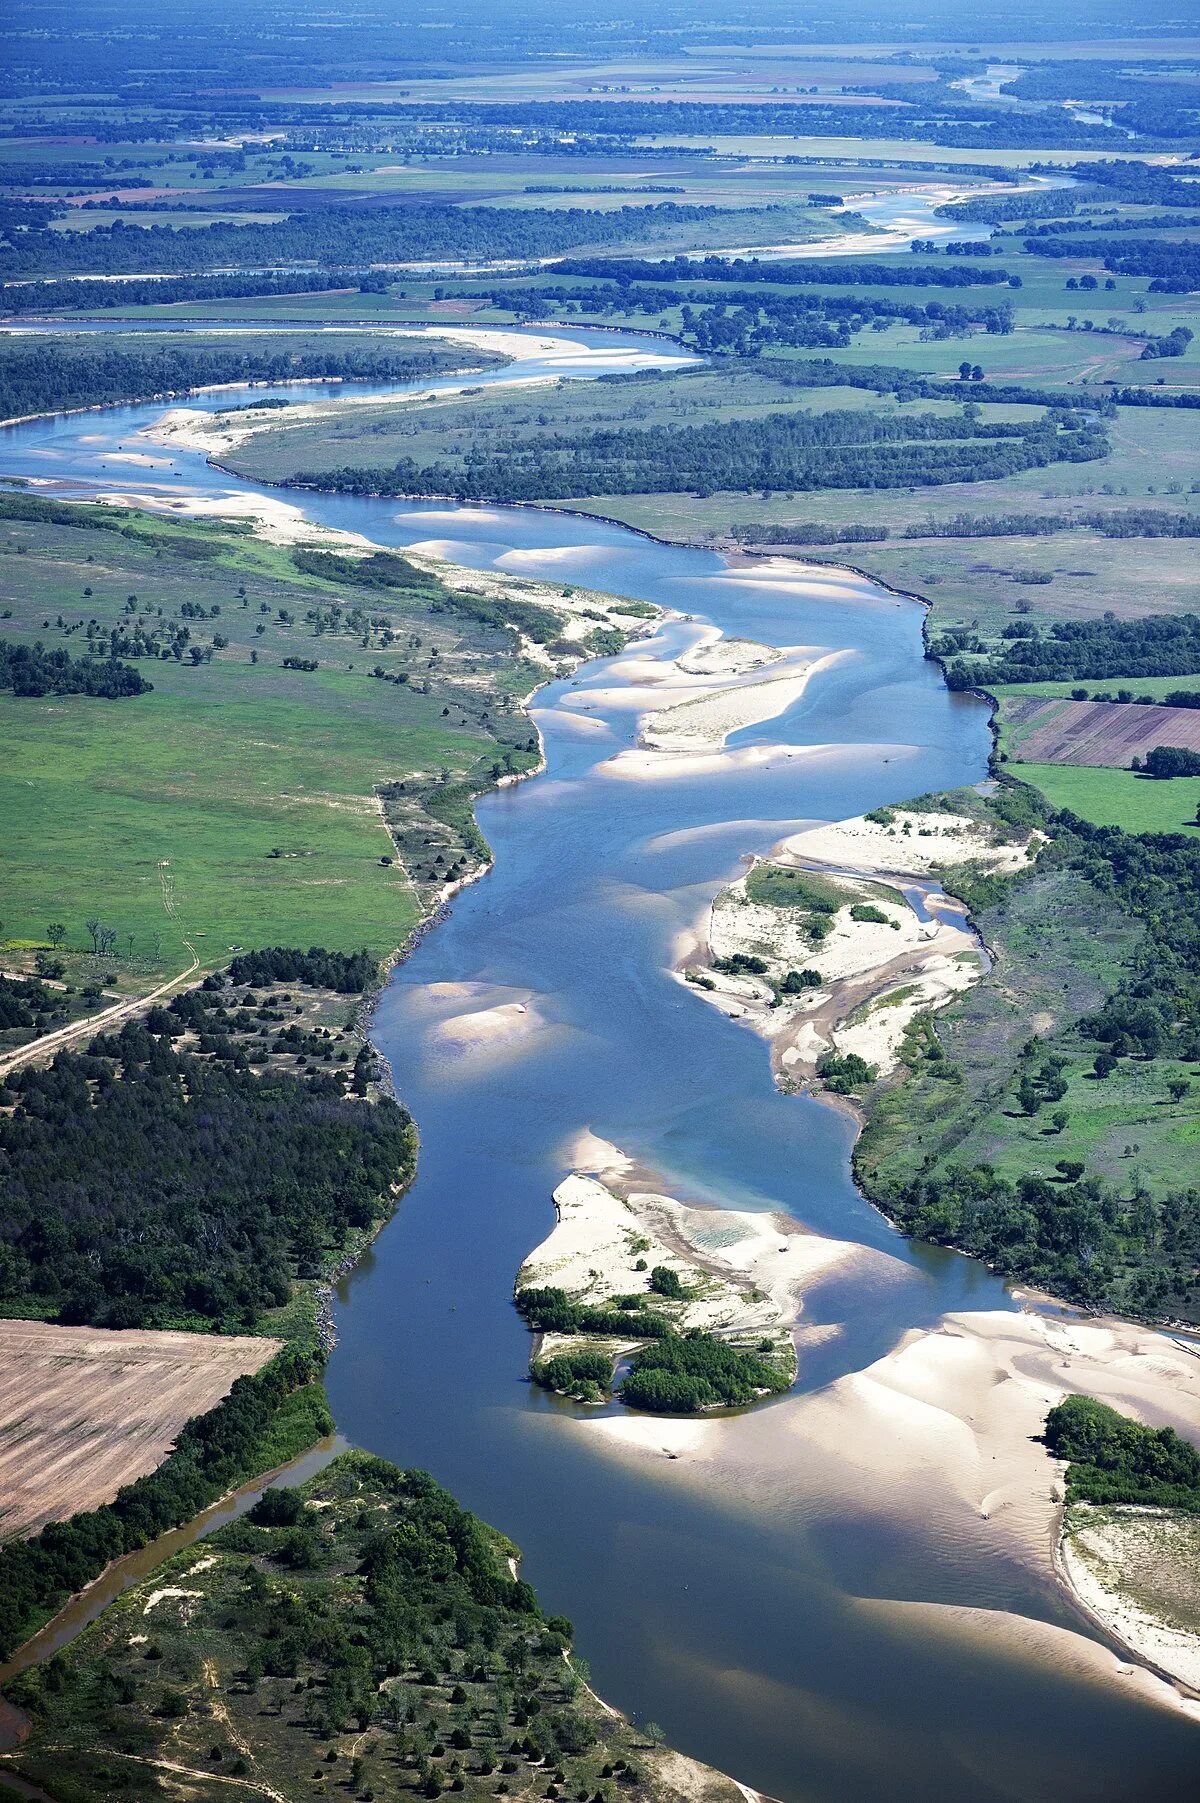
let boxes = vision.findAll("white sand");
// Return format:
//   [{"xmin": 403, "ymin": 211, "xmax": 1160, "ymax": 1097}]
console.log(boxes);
[
  {"xmin": 673, "ymin": 634, "xmax": 783, "ymax": 678},
  {"xmin": 599, "ymin": 742, "xmax": 808, "ymax": 782},
  {"xmin": 432, "ymin": 998, "xmax": 543, "ymax": 1053},
  {"xmin": 91, "ymin": 483, "xmax": 374, "ymax": 551},
  {"xmin": 781, "ymin": 808, "xmax": 1040, "ymax": 877},
  {"xmin": 574, "ymin": 1296, "xmax": 1200, "ymax": 1708},
  {"xmin": 686, "ymin": 853, "xmax": 983, "ymax": 1080},
  {"xmin": 639, "ymin": 656, "xmax": 839, "ymax": 755}
]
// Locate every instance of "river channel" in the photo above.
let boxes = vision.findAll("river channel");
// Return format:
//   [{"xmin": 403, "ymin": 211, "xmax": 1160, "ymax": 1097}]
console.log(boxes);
[{"xmin": 0, "ymin": 189, "xmax": 1194, "ymax": 1803}]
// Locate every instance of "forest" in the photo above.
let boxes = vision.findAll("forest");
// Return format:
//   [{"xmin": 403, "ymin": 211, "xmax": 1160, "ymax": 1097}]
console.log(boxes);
[
  {"xmin": 0, "ymin": 972, "xmax": 414, "ymax": 1332},
  {"xmin": 0, "ymin": 337, "xmax": 485, "ymax": 422},
  {"xmin": 0, "ymin": 200, "xmax": 786, "ymax": 280},
  {"xmin": 295, "ymin": 407, "xmax": 1108, "ymax": 505},
  {"xmin": 1045, "ymin": 1395, "xmax": 1200, "ymax": 1510},
  {"xmin": 1, "ymin": 269, "xmax": 390, "ymax": 315},
  {"xmin": 938, "ymin": 612, "xmax": 1200, "ymax": 689}
]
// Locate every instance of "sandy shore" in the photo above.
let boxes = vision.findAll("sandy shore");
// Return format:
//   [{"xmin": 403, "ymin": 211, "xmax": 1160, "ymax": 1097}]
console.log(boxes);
[
  {"xmin": 677, "ymin": 802, "xmax": 1039, "ymax": 1083},
  {"xmin": 568, "ymin": 1292, "xmax": 1200, "ymax": 1714},
  {"xmin": 1060, "ymin": 1506, "xmax": 1200, "ymax": 1692},
  {"xmin": 515, "ymin": 1145, "xmax": 872, "ymax": 1391},
  {"xmin": 779, "ymin": 806, "xmax": 1042, "ymax": 878}
]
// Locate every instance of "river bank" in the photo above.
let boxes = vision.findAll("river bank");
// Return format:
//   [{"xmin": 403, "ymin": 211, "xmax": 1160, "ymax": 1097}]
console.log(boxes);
[{"xmin": 3, "ymin": 317, "xmax": 1199, "ymax": 1798}]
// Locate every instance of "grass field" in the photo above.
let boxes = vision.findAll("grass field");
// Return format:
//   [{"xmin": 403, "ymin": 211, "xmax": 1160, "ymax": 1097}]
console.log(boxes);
[
  {"xmin": 0, "ymin": 505, "xmax": 550, "ymax": 981},
  {"xmin": 858, "ymin": 853, "xmax": 1200, "ymax": 1221},
  {"xmin": 1003, "ymin": 761, "xmax": 1200, "ymax": 835}
]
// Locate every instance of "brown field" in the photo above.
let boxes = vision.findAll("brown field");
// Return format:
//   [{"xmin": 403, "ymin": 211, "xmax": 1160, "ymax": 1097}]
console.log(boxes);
[
  {"xmin": 0, "ymin": 1320, "xmax": 280, "ymax": 1541},
  {"xmin": 1003, "ymin": 697, "xmax": 1200, "ymax": 767}
]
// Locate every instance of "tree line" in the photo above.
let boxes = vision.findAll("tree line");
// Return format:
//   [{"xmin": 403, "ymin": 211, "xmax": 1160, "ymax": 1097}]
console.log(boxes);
[
  {"xmin": 0, "ymin": 338, "xmax": 480, "ymax": 423},
  {"xmin": 294, "ymin": 409, "xmax": 1108, "ymax": 505},
  {"xmin": 1045, "ymin": 1395, "xmax": 1200, "ymax": 1510},
  {"xmin": 549, "ymin": 253, "xmax": 1018, "ymax": 290},
  {"xmin": 1023, "ymin": 235, "xmax": 1200, "ymax": 292},
  {"xmin": 938, "ymin": 612, "xmax": 1200, "ymax": 690},
  {"xmin": 0, "ymin": 638, "xmax": 151, "ymax": 698},
  {"xmin": 0, "ymin": 1343, "xmax": 329, "ymax": 1661},
  {"xmin": 0, "ymin": 201, "xmax": 787, "ymax": 280}
]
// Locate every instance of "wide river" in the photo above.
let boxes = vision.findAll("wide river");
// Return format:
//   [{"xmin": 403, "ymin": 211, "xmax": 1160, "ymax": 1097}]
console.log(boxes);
[{"xmin": 0, "ymin": 194, "xmax": 1192, "ymax": 1802}]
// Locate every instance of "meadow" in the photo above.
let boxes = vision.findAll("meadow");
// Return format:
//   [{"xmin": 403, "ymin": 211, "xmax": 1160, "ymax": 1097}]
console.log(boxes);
[{"xmin": 0, "ymin": 506, "xmax": 541, "ymax": 980}]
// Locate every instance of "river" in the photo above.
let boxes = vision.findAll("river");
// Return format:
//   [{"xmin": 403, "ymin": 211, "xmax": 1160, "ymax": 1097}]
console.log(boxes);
[{"xmin": 0, "ymin": 195, "xmax": 1196, "ymax": 1803}]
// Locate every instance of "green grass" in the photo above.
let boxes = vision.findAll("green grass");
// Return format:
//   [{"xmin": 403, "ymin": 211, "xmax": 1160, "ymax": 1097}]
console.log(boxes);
[
  {"xmin": 855, "ymin": 849, "xmax": 1200, "ymax": 1231},
  {"xmin": 1004, "ymin": 762, "xmax": 1200, "ymax": 836},
  {"xmin": 0, "ymin": 507, "xmax": 541, "ymax": 979}
]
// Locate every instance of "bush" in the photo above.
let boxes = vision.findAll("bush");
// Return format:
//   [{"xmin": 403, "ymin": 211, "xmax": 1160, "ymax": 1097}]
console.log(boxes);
[
  {"xmin": 618, "ymin": 1334, "xmax": 790, "ymax": 1414},
  {"xmin": 1046, "ymin": 1395, "xmax": 1200, "ymax": 1510}
]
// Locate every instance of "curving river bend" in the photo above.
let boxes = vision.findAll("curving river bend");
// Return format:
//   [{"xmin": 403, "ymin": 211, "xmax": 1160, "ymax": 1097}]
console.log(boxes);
[{"xmin": 0, "ymin": 191, "xmax": 1194, "ymax": 1803}]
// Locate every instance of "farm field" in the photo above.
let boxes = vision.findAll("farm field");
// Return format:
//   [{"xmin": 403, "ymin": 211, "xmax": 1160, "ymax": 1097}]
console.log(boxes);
[
  {"xmin": 1000, "ymin": 694, "xmax": 1200, "ymax": 764},
  {"xmin": 0, "ymin": 1320, "xmax": 279, "ymax": 1540}
]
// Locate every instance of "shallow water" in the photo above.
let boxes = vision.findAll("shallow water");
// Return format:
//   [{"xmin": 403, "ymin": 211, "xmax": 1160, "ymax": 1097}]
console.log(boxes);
[{"xmin": 1, "ymin": 275, "xmax": 1195, "ymax": 1799}]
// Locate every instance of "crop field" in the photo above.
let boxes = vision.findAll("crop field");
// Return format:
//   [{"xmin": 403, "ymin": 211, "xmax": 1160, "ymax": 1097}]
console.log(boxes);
[
  {"xmin": 0, "ymin": 1320, "xmax": 279, "ymax": 1540},
  {"xmin": 1001, "ymin": 696, "xmax": 1200, "ymax": 765}
]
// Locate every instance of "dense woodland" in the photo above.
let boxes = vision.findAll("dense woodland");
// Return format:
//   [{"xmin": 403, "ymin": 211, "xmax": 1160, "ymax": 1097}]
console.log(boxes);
[
  {"xmin": 2, "ymin": 269, "xmax": 390, "ymax": 314},
  {"xmin": 516, "ymin": 1286, "xmax": 791, "ymax": 1413},
  {"xmin": 0, "ymin": 338, "xmax": 485, "ymax": 422},
  {"xmin": 0, "ymin": 200, "xmax": 790, "ymax": 280},
  {"xmin": 0, "ymin": 969, "xmax": 413, "ymax": 1331},
  {"xmin": 298, "ymin": 407, "xmax": 1107, "ymax": 504},
  {"xmin": 1046, "ymin": 1395, "xmax": 1200, "ymax": 1510}
]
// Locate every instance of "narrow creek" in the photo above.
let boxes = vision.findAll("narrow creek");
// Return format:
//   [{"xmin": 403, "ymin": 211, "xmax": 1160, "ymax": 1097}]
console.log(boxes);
[{"xmin": 0, "ymin": 188, "xmax": 1194, "ymax": 1802}]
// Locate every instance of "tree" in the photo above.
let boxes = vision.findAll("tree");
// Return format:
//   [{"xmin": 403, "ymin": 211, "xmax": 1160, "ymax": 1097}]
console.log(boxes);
[{"xmin": 46, "ymin": 923, "xmax": 66, "ymax": 949}]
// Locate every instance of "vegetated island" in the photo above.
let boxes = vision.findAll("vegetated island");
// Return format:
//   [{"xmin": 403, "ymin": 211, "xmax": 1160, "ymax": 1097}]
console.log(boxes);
[
  {"xmin": 677, "ymin": 791, "xmax": 1038, "ymax": 1093},
  {"xmin": 514, "ymin": 1156, "xmax": 803, "ymax": 1414}
]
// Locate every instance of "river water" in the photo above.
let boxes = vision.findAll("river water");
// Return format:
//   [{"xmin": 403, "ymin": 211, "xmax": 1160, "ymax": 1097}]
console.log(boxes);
[{"xmin": 0, "ymin": 205, "xmax": 1195, "ymax": 1801}]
